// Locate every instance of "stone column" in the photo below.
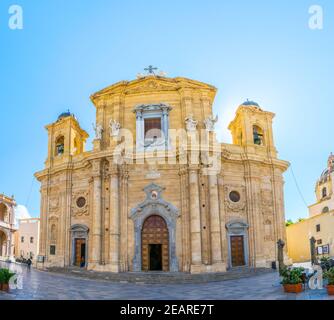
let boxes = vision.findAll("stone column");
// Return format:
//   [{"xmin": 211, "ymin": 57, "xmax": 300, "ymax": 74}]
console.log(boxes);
[
  {"xmin": 162, "ymin": 107, "xmax": 169, "ymax": 147},
  {"xmin": 135, "ymin": 111, "xmax": 143, "ymax": 151},
  {"xmin": 109, "ymin": 163, "xmax": 120, "ymax": 272},
  {"xmin": 208, "ymin": 172, "xmax": 223, "ymax": 265},
  {"xmin": 188, "ymin": 167, "xmax": 202, "ymax": 271},
  {"xmin": 179, "ymin": 166, "xmax": 191, "ymax": 271},
  {"xmin": 218, "ymin": 175, "xmax": 228, "ymax": 264},
  {"xmin": 90, "ymin": 160, "xmax": 102, "ymax": 267}
]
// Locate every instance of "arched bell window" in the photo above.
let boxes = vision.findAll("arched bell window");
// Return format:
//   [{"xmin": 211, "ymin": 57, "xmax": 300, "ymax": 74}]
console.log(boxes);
[
  {"xmin": 322, "ymin": 187, "xmax": 327, "ymax": 198},
  {"xmin": 0, "ymin": 203, "xmax": 8, "ymax": 222},
  {"xmin": 253, "ymin": 125, "xmax": 264, "ymax": 146},
  {"xmin": 55, "ymin": 136, "xmax": 65, "ymax": 156}
]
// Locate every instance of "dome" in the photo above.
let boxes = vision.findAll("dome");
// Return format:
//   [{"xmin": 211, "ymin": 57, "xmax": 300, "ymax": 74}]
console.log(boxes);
[
  {"xmin": 57, "ymin": 110, "xmax": 75, "ymax": 121},
  {"xmin": 241, "ymin": 100, "xmax": 260, "ymax": 107},
  {"xmin": 319, "ymin": 153, "xmax": 334, "ymax": 182}
]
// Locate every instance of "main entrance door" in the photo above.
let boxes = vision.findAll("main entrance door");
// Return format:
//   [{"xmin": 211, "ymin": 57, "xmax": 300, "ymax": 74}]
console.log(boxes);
[
  {"xmin": 141, "ymin": 215, "xmax": 169, "ymax": 272},
  {"xmin": 74, "ymin": 239, "xmax": 86, "ymax": 267},
  {"xmin": 230, "ymin": 235, "xmax": 246, "ymax": 267}
]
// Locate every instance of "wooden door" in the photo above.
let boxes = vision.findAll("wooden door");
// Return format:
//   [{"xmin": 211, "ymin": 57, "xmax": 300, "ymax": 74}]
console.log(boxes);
[
  {"xmin": 142, "ymin": 215, "xmax": 169, "ymax": 272},
  {"xmin": 230, "ymin": 236, "xmax": 245, "ymax": 267},
  {"xmin": 75, "ymin": 239, "xmax": 86, "ymax": 267}
]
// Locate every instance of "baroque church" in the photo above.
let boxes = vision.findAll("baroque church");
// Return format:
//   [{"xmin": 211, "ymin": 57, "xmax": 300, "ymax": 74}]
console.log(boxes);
[{"xmin": 35, "ymin": 72, "xmax": 290, "ymax": 273}]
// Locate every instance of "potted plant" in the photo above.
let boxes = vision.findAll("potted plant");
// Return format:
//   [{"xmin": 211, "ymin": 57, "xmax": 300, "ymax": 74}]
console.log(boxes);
[
  {"xmin": 280, "ymin": 267, "xmax": 304, "ymax": 293},
  {"xmin": 324, "ymin": 267, "xmax": 334, "ymax": 295},
  {"xmin": 0, "ymin": 268, "xmax": 16, "ymax": 292},
  {"xmin": 320, "ymin": 256, "xmax": 332, "ymax": 271}
]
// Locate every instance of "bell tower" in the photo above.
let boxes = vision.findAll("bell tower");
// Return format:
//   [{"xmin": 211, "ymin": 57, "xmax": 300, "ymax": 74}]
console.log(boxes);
[
  {"xmin": 228, "ymin": 100, "xmax": 277, "ymax": 157},
  {"xmin": 45, "ymin": 111, "xmax": 89, "ymax": 167}
]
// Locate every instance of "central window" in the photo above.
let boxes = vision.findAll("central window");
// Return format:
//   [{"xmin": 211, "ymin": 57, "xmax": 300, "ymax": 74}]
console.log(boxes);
[
  {"xmin": 134, "ymin": 103, "xmax": 172, "ymax": 151},
  {"xmin": 144, "ymin": 118, "xmax": 162, "ymax": 139}
]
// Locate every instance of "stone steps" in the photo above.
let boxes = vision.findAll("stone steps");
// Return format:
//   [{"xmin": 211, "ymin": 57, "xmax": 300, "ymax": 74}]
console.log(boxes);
[{"xmin": 46, "ymin": 267, "xmax": 275, "ymax": 284}]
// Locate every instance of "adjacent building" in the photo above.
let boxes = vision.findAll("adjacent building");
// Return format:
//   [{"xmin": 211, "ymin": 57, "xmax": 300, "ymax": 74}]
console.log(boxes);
[
  {"xmin": 287, "ymin": 154, "xmax": 334, "ymax": 262},
  {"xmin": 0, "ymin": 194, "xmax": 17, "ymax": 260},
  {"xmin": 15, "ymin": 218, "xmax": 40, "ymax": 261},
  {"xmin": 35, "ymin": 73, "xmax": 290, "ymax": 273}
]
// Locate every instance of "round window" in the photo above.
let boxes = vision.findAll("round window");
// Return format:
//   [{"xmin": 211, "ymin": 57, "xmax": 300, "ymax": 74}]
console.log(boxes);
[
  {"xmin": 322, "ymin": 206, "xmax": 329, "ymax": 214},
  {"xmin": 76, "ymin": 197, "xmax": 86, "ymax": 208},
  {"xmin": 229, "ymin": 191, "xmax": 241, "ymax": 203}
]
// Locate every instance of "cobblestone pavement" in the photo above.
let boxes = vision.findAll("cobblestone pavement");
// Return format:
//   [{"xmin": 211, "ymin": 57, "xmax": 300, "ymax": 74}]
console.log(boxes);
[{"xmin": 0, "ymin": 262, "xmax": 333, "ymax": 300}]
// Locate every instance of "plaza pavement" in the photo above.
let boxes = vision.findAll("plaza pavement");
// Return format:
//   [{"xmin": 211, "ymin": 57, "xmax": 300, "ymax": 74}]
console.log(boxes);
[{"xmin": 0, "ymin": 262, "xmax": 333, "ymax": 300}]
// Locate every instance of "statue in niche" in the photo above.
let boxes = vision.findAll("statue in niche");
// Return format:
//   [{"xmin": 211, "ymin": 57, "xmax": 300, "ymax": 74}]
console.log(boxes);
[
  {"xmin": 185, "ymin": 114, "xmax": 198, "ymax": 132},
  {"xmin": 109, "ymin": 119, "xmax": 121, "ymax": 137},
  {"xmin": 93, "ymin": 123, "xmax": 103, "ymax": 140},
  {"xmin": 204, "ymin": 115, "xmax": 218, "ymax": 132}
]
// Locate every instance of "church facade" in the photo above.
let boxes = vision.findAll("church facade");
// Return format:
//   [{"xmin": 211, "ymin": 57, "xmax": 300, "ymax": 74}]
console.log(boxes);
[{"xmin": 35, "ymin": 74, "xmax": 289, "ymax": 273}]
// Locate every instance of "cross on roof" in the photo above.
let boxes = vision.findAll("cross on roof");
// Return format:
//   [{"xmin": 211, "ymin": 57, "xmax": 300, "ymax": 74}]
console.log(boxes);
[{"xmin": 144, "ymin": 65, "xmax": 158, "ymax": 75}]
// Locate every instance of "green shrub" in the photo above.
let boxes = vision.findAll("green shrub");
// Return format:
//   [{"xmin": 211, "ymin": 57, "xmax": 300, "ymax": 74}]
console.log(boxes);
[
  {"xmin": 0, "ymin": 268, "xmax": 16, "ymax": 284},
  {"xmin": 320, "ymin": 256, "xmax": 332, "ymax": 271},
  {"xmin": 324, "ymin": 267, "xmax": 334, "ymax": 285},
  {"xmin": 280, "ymin": 267, "xmax": 304, "ymax": 285}
]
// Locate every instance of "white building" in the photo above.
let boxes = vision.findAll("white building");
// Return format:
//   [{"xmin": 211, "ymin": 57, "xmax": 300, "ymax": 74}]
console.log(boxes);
[{"xmin": 15, "ymin": 218, "xmax": 40, "ymax": 261}]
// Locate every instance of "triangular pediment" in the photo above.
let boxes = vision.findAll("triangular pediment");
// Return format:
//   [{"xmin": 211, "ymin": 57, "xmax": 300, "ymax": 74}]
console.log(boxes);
[{"xmin": 91, "ymin": 76, "xmax": 217, "ymax": 102}]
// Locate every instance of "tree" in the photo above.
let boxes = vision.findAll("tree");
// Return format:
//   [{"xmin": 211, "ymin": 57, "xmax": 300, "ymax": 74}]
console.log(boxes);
[{"xmin": 286, "ymin": 219, "xmax": 294, "ymax": 227}]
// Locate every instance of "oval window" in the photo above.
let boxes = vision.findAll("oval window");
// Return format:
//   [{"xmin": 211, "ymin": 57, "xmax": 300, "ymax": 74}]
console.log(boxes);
[
  {"xmin": 229, "ymin": 191, "xmax": 241, "ymax": 203},
  {"xmin": 76, "ymin": 197, "xmax": 86, "ymax": 208},
  {"xmin": 322, "ymin": 206, "xmax": 329, "ymax": 214}
]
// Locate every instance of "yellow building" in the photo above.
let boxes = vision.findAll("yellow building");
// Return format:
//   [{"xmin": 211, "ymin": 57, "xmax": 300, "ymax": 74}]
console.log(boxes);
[
  {"xmin": 35, "ymin": 72, "xmax": 290, "ymax": 273},
  {"xmin": 287, "ymin": 154, "xmax": 334, "ymax": 262}
]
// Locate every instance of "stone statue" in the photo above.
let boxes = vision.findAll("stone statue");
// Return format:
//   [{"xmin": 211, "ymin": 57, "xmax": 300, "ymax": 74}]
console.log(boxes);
[
  {"xmin": 277, "ymin": 239, "xmax": 286, "ymax": 273},
  {"xmin": 310, "ymin": 237, "xmax": 318, "ymax": 265},
  {"xmin": 185, "ymin": 114, "xmax": 198, "ymax": 132},
  {"xmin": 309, "ymin": 265, "xmax": 323, "ymax": 290},
  {"xmin": 93, "ymin": 123, "xmax": 103, "ymax": 140},
  {"xmin": 109, "ymin": 119, "xmax": 121, "ymax": 137},
  {"xmin": 204, "ymin": 115, "xmax": 218, "ymax": 132}
]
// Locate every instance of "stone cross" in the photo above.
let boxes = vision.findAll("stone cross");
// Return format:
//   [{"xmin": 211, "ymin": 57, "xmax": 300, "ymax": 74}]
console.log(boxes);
[
  {"xmin": 144, "ymin": 65, "xmax": 158, "ymax": 75},
  {"xmin": 277, "ymin": 239, "xmax": 286, "ymax": 273}
]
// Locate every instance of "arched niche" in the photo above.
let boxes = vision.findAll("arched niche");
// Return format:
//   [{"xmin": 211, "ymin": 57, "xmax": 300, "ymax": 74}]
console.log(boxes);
[
  {"xmin": 226, "ymin": 220, "xmax": 249, "ymax": 268},
  {"xmin": 70, "ymin": 224, "xmax": 89, "ymax": 268}
]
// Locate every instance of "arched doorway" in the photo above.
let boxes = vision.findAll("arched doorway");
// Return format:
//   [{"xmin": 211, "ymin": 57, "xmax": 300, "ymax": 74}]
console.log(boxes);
[
  {"xmin": 0, "ymin": 230, "xmax": 7, "ymax": 257},
  {"xmin": 226, "ymin": 220, "xmax": 249, "ymax": 268},
  {"xmin": 141, "ymin": 215, "xmax": 169, "ymax": 272},
  {"xmin": 70, "ymin": 224, "xmax": 89, "ymax": 268}
]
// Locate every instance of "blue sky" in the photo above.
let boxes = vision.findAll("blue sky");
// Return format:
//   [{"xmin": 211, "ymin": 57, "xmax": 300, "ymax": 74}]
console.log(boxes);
[{"xmin": 0, "ymin": 0, "xmax": 333, "ymax": 221}]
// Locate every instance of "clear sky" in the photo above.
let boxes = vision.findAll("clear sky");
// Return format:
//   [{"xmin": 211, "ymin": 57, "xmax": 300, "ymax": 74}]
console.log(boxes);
[{"xmin": 0, "ymin": 0, "xmax": 333, "ymax": 221}]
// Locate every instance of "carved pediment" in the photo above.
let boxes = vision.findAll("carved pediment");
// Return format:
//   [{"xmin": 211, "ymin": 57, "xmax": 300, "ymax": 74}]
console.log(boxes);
[
  {"xmin": 125, "ymin": 79, "xmax": 176, "ymax": 94},
  {"xmin": 91, "ymin": 77, "xmax": 216, "ymax": 100},
  {"xmin": 130, "ymin": 183, "xmax": 178, "ymax": 221},
  {"xmin": 133, "ymin": 103, "xmax": 172, "ymax": 114}
]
